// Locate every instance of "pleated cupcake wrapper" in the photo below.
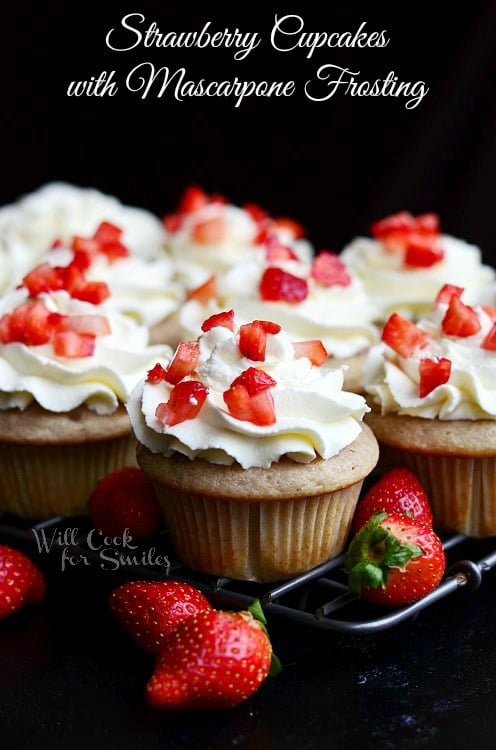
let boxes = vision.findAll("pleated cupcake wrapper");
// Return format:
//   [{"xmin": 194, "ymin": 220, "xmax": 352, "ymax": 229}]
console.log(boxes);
[
  {"xmin": 0, "ymin": 436, "xmax": 138, "ymax": 519},
  {"xmin": 152, "ymin": 481, "xmax": 364, "ymax": 583},
  {"xmin": 378, "ymin": 446, "xmax": 496, "ymax": 538}
]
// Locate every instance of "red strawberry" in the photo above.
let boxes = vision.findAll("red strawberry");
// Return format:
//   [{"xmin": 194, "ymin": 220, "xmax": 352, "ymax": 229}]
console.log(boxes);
[
  {"xmin": 345, "ymin": 511, "xmax": 446, "ymax": 607},
  {"xmin": 434, "ymin": 283, "xmax": 464, "ymax": 307},
  {"xmin": 404, "ymin": 237, "xmax": 444, "ymax": 267},
  {"xmin": 442, "ymin": 295, "xmax": 481, "ymax": 337},
  {"xmin": 52, "ymin": 330, "xmax": 96, "ymax": 358},
  {"xmin": 0, "ymin": 545, "xmax": 46, "ymax": 620},
  {"xmin": 192, "ymin": 216, "xmax": 226, "ymax": 244},
  {"xmin": 351, "ymin": 468, "xmax": 434, "ymax": 535},
  {"xmin": 155, "ymin": 380, "xmax": 209, "ymax": 427},
  {"xmin": 177, "ymin": 185, "xmax": 209, "ymax": 214},
  {"xmin": 259, "ymin": 267, "xmax": 308, "ymax": 303},
  {"xmin": 370, "ymin": 210, "xmax": 416, "ymax": 250},
  {"xmin": 264, "ymin": 235, "xmax": 298, "ymax": 263},
  {"xmin": 481, "ymin": 323, "xmax": 496, "ymax": 351},
  {"xmin": 108, "ymin": 580, "xmax": 212, "ymax": 656},
  {"xmin": 201, "ymin": 309, "xmax": 235, "ymax": 332},
  {"xmin": 223, "ymin": 367, "xmax": 277, "ymax": 426},
  {"xmin": 89, "ymin": 466, "xmax": 162, "ymax": 542},
  {"xmin": 381, "ymin": 312, "xmax": 429, "ymax": 358},
  {"xmin": 311, "ymin": 251, "xmax": 351, "ymax": 287},
  {"xmin": 243, "ymin": 202, "xmax": 269, "ymax": 224},
  {"xmin": 293, "ymin": 339, "xmax": 328, "ymax": 366},
  {"xmin": 145, "ymin": 599, "xmax": 279, "ymax": 710},
  {"xmin": 22, "ymin": 262, "xmax": 65, "ymax": 296},
  {"xmin": 55, "ymin": 314, "xmax": 111, "ymax": 337},
  {"xmin": 147, "ymin": 362, "xmax": 168, "ymax": 384},
  {"xmin": 418, "ymin": 356, "xmax": 451, "ymax": 397},
  {"xmin": 238, "ymin": 320, "xmax": 281, "ymax": 362},
  {"xmin": 186, "ymin": 275, "xmax": 219, "ymax": 303},
  {"xmin": 272, "ymin": 216, "xmax": 305, "ymax": 239},
  {"xmin": 70, "ymin": 280, "xmax": 110, "ymax": 305},
  {"xmin": 163, "ymin": 342, "xmax": 200, "ymax": 385}
]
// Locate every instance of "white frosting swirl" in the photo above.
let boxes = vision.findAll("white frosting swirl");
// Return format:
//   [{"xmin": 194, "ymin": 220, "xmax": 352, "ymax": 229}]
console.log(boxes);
[
  {"xmin": 179, "ymin": 256, "xmax": 379, "ymax": 358},
  {"xmin": 364, "ymin": 302, "xmax": 496, "ymax": 420},
  {"xmin": 0, "ymin": 182, "xmax": 168, "ymax": 293},
  {"xmin": 127, "ymin": 321, "xmax": 369, "ymax": 469},
  {"xmin": 341, "ymin": 235, "xmax": 496, "ymax": 322},
  {"xmin": 165, "ymin": 202, "xmax": 314, "ymax": 289},
  {"xmin": 0, "ymin": 288, "xmax": 172, "ymax": 415}
]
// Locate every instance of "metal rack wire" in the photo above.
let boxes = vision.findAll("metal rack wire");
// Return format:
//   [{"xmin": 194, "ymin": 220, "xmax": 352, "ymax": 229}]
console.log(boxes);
[{"xmin": 1, "ymin": 512, "xmax": 495, "ymax": 633}]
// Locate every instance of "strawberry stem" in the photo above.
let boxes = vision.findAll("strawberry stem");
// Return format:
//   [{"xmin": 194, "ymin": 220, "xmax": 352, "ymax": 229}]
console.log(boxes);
[
  {"xmin": 248, "ymin": 598, "xmax": 282, "ymax": 677},
  {"xmin": 345, "ymin": 511, "xmax": 425, "ymax": 596}
]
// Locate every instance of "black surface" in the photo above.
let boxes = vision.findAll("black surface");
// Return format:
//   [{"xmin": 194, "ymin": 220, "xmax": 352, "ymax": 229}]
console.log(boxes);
[{"xmin": 1, "ymin": 532, "xmax": 496, "ymax": 750}]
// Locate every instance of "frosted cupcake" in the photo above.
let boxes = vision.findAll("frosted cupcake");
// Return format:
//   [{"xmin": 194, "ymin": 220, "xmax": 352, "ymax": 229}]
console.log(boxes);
[
  {"xmin": 127, "ymin": 312, "xmax": 379, "ymax": 582},
  {"xmin": 178, "ymin": 249, "xmax": 379, "ymax": 393},
  {"xmin": 0, "ymin": 182, "xmax": 168, "ymax": 294},
  {"xmin": 341, "ymin": 211, "xmax": 496, "ymax": 322},
  {"xmin": 162, "ymin": 185, "xmax": 314, "ymax": 290},
  {"xmin": 0, "ymin": 261, "xmax": 172, "ymax": 518},
  {"xmin": 363, "ymin": 283, "xmax": 496, "ymax": 537}
]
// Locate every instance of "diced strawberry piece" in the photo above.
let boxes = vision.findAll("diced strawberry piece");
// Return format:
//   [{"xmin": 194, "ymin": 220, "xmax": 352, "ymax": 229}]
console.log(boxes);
[
  {"xmin": 177, "ymin": 185, "xmax": 209, "ymax": 214},
  {"xmin": 370, "ymin": 211, "xmax": 415, "ymax": 244},
  {"xmin": 146, "ymin": 362, "xmax": 169, "ymax": 384},
  {"xmin": 155, "ymin": 381, "xmax": 208, "ymax": 427},
  {"xmin": 311, "ymin": 251, "xmax": 352, "ymax": 287},
  {"xmin": 191, "ymin": 216, "xmax": 226, "ymax": 244},
  {"xmin": 404, "ymin": 237, "xmax": 444, "ymax": 267},
  {"xmin": 259, "ymin": 267, "xmax": 308, "ymax": 303},
  {"xmin": 93, "ymin": 221, "xmax": 123, "ymax": 243},
  {"xmin": 209, "ymin": 193, "xmax": 228, "ymax": 205},
  {"xmin": 434, "ymin": 284, "xmax": 464, "ymax": 307},
  {"xmin": 481, "ymin": 305, "xmax": 496, "ymax": 323},
  {"xmin": 481, "ymin": 323, "xmax": 496, "ymax": 351},
  {"xmin": 442, "ymin": 295, "xmax": 481, "ymax": 337},
  {"xmin": 230, "ymin": 367, "xmax": 277, "ymax": 394},
  {"xmin": 186, "ymin": 275, "xmax": 219, "ymax": 303},
  {"xmin": 70, "ymin": 250, "xmax": 92, "ymax": 272},
  {"xmin": 100, "ymin": 241, "xmax": 129, "ymax": 262},
  {"xmin": 162, "ymin": 213, "xmax": 183, "ymax": 233},
  {"xmin": 164, "ymin": 341, "xmax": 200, "ymax": 384},
  {"xmin": 71, "ymin": 235, "xmax": 100, "ymax": 256},
  {"xmin": 56, "ymin": 314, "xmax": 111, "ymax": 337},
  {"xmin": 15, "ymin": 300, "xmax": 53, "ymax": 345},
  {"xmin": 253, "ymin": 224, "xmax": 273, "ymax": 245},
  {"xmin": 293, "ymin": 339, "xmax": 328, "ymax": 366},
  {"xmin": 381, "ymin": 313, "xmax": 429, "ymax": 358},
  {"xmin": 22, "ymin": 262, "xmax": 65, "ymax": 296},
  {"xmin": 201, "ymin": 309, "xmax": 235, "ymax": 332},
  {"xmin": 239, "ymin": 321, "xmax": 281, "ymax": 361},
  {"xmin": 264, "ymin": 235, "xmax": 298, "ymax": 263},
  {"xmin": 223, "ymin": 382, "xmax": 276, "ymax": 426},
  {"xmin": 53, "ymin": 330, "xmax": 96, "ymax": 357},
  {"xmin": 418, "ymin": 357, "xmax": 451, "ymax": 397},
  {"xmin": 0, "ymin": 314, "xmax": 13, "ymax": 343},
  {"xmin": 273, "ymin": 216, "xmax": 305, "ymax": 239},
  {"xmin": 414, "ymin": 213, "xmax": 440, "ymax": 236},
  {"xmin": 71, "ymin": 281, "xmax": 110, "ymax": 305},
  {"xmin": 243, "ymin": 202, "xmax": 269, "ymax": 224}
]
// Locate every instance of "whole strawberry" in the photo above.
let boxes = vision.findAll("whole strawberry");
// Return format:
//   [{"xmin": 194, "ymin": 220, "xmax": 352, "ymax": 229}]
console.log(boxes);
[
  {"xmin": 345, "ymin": 511, "xmax": 446, "ymax": 607},
  {"xmin": 0, "ymin": 545, "xmax": 46, "ymax": 619},
  {"xmin": 146, "ymin": 600, "xmax": 280, "ymax": 710},
  {"xmin": 89, "ymin": 466, "xmax": 162, "ymax": 542},
  {"xmin": 351, "ymin": 468, "xmax": 433, "ymax": 535},
  {"xmin": 109, "ymin": 580, "xmax": 212, "ymax": 655}
]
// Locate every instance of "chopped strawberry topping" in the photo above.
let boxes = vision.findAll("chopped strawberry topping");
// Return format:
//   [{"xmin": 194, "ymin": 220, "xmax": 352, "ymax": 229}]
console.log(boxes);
[
  {"xmin": 371, "ymin": 211, "xmax": 443, "ymax": 264},
  {"xmin": 191, "ymin": 216, "xmax": 227, "ymax": 244},
  {"xmin": 71, "ymin": 221, "xmax": 129, "ymax": 264},
  {"xmin": 201, "ymin": 309, "xmax": 235, "ymax": 332},
  {"xmin": 293, "ymin": 339, "xmax": 328, "ymax": 366},
  {"xmin": 311, "ymin": 251, "xmax": 351, "ymax": 287},
  {"xmin": 155, "ymin": 380, "xmax": 208, "ymax": 427},
  {"xmin": 273, "ymin": 216, "xmax": 305, "ymax": 239},
  {"xmin": 441, "ymin": 296, "xmax": 481, "ymax": 337},
  {"xmin": 0, "ymin": 300, "xmax": 54, "ymax": 346},
  {"xmin": 481, "ymin": 323, "xmax": 496, "ymax": 351},
  {"xmin": 243, "ymin": 203, "xmax": 269, "ymax": 224},
  {"xmin": 177, "ymin": 185, "xmax": 209, "ymax": 214},
  {"xmin": 481, "ymin": 305, "xmax": 496, "ymax": 323},
  {"xmin": 434, "ymin": 284, "xmax": 464, "ymax": 307},
  {"xmin": 404, "ymin": 238, "xmax": 444, "ymax": 267},
  {"xmin": 22, "ymin": 263, "xmax": 65, "ymax": 296},
  {"xmin": 53, "ymin": 330, "xmax": 96, "ymax": 358},
  {"xmin": 264, "ymin": 235, "xmax": 298, "ymax": 263},
  {"xmin": 71, "ymin": 280, "xmax": 110, "ymax": 305},
  {"xmin": 164, "ymin": 342, "xmax": 200, "ymax": 384},
  {"xmin": 259, "ymin": 267, "xmax": 308, "ymax": 303},
  {"xmin": 223, "ymin": 368, "xmax": 276, "ymax": 426},
  {"xmin": 93, "ymin": 221, "xmax": 123, "ymax": 244},
  {"xmin": 186, "ymin": 275, "xmax": 219, "ymax": 303},
  {"xmin": 55, "ymin": 314, "xmax": 111, "ymax": 337},
  {"xmin": 371, "ymin": 211, "xmax": 416, "ymax": 245},
  {"xmin": 381, "ymin": 313, "xmax": 429, "ymax": 358},
  {"xmin": 146, "ymin": 363, "xmax": 169, "ymax": 384},
  {"xmin": 414, "ymin": 213, "xmax": 440, "ymax": 236},
  {"xmin": 238, "ymin": 320, "xmax": 281, "ymax": 362},
  {"xmin": 419, "ymin": 357, "xmax": 452, "ymax": 397}
]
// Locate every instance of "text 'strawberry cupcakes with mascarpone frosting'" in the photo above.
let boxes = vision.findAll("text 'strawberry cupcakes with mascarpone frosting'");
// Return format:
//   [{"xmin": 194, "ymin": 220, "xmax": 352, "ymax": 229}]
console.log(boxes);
[
  {"xmin": 0, "ymin": 258, "xmax": 172, "ymax": 519},
  {"xmin": 363, "ymin": 283, "xmax": 496, "ymax": 537},
  {"xmin": 127, "ymin": 312, "xmax": 378, "ymax": 582},
  {"xmin": 341, "ymin": 211, "xmax": 496, "ymax": 322},
  {"xmin": 178, "ymin": 249, "xmax": 379, "ymax": 393},
  {"xmin": 0, "ymin": 182, "xmax": 168, "ymax": 294},
  {"xmin": 162, "ymin": 185, "xmax": 314, "ymax": 290}
]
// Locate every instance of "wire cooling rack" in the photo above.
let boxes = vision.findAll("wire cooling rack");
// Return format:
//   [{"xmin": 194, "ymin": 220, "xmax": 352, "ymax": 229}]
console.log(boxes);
[{"xmin": 1, "ymin": 511, "xmax": 495, "ymax": 633}]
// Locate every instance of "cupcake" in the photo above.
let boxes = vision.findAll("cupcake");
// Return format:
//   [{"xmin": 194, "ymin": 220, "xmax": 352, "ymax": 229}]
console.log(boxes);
[
  {"xmin": 178, "ymin": 249, "xmax": 379, "ymax": 393},
  {"xmin": 363, "ymin": 283, "xmax": 496, "ymax": 537},
  {"xmin": 127, "ymin": 312, "xmax": 379, "ymax": 582},
  {"xmin": 162, "ymin": 184, "xmax": 314, "ymax": 290},
  {"xmin": 341, "ymin": 211, "xmax": 496, "ymax": 323},
  {"xmin": 0, "ymin": 261, "xmax": 172, "ymax": 519}
]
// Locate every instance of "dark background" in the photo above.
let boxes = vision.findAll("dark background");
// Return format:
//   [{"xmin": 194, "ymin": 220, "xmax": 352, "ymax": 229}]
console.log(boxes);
[{"xmin": 2, "ymin": 1, "xmax": 496, "ymax": 260}]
